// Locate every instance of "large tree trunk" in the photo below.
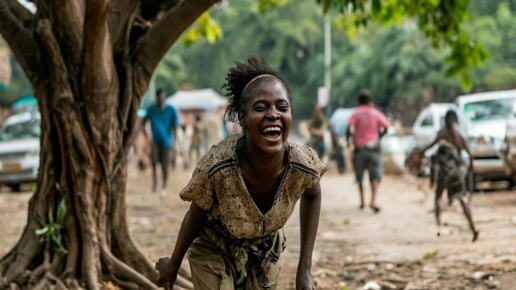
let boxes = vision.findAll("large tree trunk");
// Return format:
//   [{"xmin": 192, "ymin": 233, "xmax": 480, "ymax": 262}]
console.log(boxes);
[{"xmin": 0, "ymin": 0, "xmax": 217, "ymax": 289}]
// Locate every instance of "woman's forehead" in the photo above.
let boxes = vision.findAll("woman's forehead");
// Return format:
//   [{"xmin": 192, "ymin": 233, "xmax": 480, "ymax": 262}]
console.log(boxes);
[{"xmin": 247, "ymin": 79, "xmax": 288, "ymax": 96}]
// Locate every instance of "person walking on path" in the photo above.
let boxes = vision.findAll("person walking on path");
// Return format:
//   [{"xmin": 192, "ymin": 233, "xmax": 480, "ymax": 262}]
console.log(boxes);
[
  {"xmin": 189, "ymin": 114, "xmax": 205, "ymax": 165},
  {"xmin": 155, "ymin": 56, "xmax": 327, "ymax": 290},
  {"xmin": 142, "ymin": 88, "xmax": 180, "ymax": 196},
  {"xmin": 418, "ymin": 110, "xmax": 479, "ymax": 242},
  {"xmin": 308, "ymin": 104, "xmax": 328, "ymax": 159},
  {"xmin": 346, "ymin": 90, "xmax": 390, "ymax": 212}
]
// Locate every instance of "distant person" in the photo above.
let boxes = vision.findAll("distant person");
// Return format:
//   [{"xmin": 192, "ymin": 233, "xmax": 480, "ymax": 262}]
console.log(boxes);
[
  {"xmin": 308, "ymin": 105, "xmax": 328, "ymax": 158},
  {"xmin": 189, "ymin": 114, "xmax": 205, "ymax": 165},
  {"xmin": 175, "ymin": 124, "xmax": 190, "ymax": 170},
  {"xmin": 329, "ymin": 123, "xmax": 346, "ymax": 174},
  {"xmin": 204, "ymin": 113, "xmax": 223, "ymax": 152},
  {"xmin": 142, "ymin": 89, "xmax": 180, "ymax": 196},
  {"xmin": 418, "ymin": 110, "xmax": 479, "ymax": 242},
  {"xmin": 346, "ymin": 90, "xmax": 390, "ymax": 212}
]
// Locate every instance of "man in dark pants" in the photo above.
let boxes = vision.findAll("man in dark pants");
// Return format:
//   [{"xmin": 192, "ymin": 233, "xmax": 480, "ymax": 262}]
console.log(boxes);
[
  {"xmin": 143, "ymin": 89, "xmax": 179, "ymax": 196},
  {"xmin": 346, "ymin": 90, "xmax": 390, "ymax": 212}
]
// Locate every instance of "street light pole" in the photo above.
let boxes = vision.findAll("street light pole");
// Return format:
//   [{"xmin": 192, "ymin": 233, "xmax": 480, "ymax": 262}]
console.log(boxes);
[{"xmin": 324, "ymin": 16, "xmax": 331, "ymax": 116}]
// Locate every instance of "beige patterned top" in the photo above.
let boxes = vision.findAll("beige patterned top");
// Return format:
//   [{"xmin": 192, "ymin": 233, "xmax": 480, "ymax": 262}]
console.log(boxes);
[{"xmin": 180, "ymin": 134, "xmax": 328, "ymax": 239}]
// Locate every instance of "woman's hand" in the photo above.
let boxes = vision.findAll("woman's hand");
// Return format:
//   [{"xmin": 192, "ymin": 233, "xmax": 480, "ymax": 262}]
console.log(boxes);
[
  {"xmin": 155, "ymin": 257, "xmax": 178, "ymax": 290},
  {"xmin": 296, "ymin": 268, "xmax": 316, "ymax": 290}
]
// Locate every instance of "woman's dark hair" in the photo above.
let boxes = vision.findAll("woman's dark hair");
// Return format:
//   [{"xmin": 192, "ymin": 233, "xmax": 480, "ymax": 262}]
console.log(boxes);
[{"xmin": 222, "ymin": 56, "xmax": 291, "ymax": 123}]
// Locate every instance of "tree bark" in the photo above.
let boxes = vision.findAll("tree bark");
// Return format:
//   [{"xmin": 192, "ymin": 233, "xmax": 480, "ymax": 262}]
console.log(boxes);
[{"xmin": 0, "ymin": 0, "xmax": 215, "ymax": 289}]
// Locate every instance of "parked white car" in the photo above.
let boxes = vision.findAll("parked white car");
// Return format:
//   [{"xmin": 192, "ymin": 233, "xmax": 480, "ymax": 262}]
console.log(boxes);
[
  {"xmin": 0, "ymin": 112, "xmax": 40, "ymax": 191},
  {"xmin": 412, "ymin": 103, "xmax": 457, "ymax": 149},
  {"xmin": 456, "ymin": 89, "xmax": 516, "ymax": 188},
  {"xmin": 411, "ymin": 103, "xmax": 456, "ymax": 175}
]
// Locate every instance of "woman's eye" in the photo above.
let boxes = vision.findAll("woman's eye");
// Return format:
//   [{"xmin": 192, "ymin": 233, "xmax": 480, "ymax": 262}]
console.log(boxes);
[
  {"xmin": 255, "ymin": 106, "xmax": 267, "ymax": 111},
  {"xmin": 279, "ymin": 106, "xmax": 290, "ymax": 112}
]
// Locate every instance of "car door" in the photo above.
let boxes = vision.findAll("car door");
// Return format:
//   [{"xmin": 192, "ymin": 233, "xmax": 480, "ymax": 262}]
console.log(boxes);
[{"xmin": 413, "ymin": 107, "xmax": 436, "ymax": 148}]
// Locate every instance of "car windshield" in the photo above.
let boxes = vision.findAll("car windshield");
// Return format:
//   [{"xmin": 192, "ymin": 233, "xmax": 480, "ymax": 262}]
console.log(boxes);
[
  {"xmin": 463, "ymin": 98, "xmax": 513, "ymax": 122},
  {"xmin": 0, "ymin": 120, "xmax": 41, "ymax": 141}
]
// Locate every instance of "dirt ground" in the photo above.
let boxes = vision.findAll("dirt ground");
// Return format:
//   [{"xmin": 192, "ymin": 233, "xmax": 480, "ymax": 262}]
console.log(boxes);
[{"xmin": 1, "ymin": 161, "xmax": 515, "ymax": 290}]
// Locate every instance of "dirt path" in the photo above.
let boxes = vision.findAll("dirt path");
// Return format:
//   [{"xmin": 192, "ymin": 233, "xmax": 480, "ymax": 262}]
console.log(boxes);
[{"xmin": 1, "ymin": 164, "xmax": 515, "ymax": 289}]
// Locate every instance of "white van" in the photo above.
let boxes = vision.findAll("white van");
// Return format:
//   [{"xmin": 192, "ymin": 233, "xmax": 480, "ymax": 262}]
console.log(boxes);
[
  {"xmin": 412, "ymin": 103, "xmax": 457, "ymax": 148},
  {"xmin": 456, "ymin": 89, "xmax": 516, "ymax": 187},
  {"xmin": 411, "ymin": 103, "xmax": 457, "ymax": 175}
]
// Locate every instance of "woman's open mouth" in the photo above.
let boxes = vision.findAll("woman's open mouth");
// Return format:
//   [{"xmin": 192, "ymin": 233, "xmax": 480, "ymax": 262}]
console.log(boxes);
[{"xmin": 261, "ymin": 126, "xmax": 282, "ymax": 142}]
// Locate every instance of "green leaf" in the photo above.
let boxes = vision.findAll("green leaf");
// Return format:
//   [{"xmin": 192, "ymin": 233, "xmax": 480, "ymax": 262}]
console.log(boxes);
[
  {"xmin": 460, "ymin": 72, "xmax": 473, "ymax": 91},
  {"xmin": 56, "ymin": 199, "xmax": 67, "ymax": 225},
  {"xmin": 372, "ymin": 0, "xmax": 382, "ymax": 14},
  {"xmin": 429, "ymin": 0, "xmax": 441, "ymax": 8},
  {"xmin": 423, "ymin": 250, "xmax": 439, "ymax": 259},
  {"xmin": 48, "ymin": 207, "xmax": 53, "ymax": 224},
  {"xmin": 35, "ymin": 227, "xmax": 49, "ymax": 236}
]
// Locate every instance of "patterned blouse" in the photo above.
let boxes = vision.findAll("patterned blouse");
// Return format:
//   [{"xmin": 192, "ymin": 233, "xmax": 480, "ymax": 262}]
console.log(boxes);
[{"xmin": 180, "ymin": 134, "xmax": 328, "ymax": 239}]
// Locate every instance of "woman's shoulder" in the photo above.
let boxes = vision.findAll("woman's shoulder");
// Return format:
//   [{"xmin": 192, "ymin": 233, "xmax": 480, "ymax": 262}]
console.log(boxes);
[
  {"xmin": 196, "ymin": 134, "xmax": 241, "ymax": 173},
  {"xmin": 288, "ymin": 140, "xmax": 327, "ymax": 177}
]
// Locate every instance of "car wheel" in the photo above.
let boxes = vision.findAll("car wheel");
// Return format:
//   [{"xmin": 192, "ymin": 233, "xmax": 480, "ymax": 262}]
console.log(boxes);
[
  {"xmin": 507, "ymin": 178, "xmax": 516, "ymax": 190},
  {"xmin": 467, "ymin": 173, "xmax": 477, "ymax": 193},
  {"xmin": 8, "ymin": 184, "xmax": 21, "ymax": 192}
]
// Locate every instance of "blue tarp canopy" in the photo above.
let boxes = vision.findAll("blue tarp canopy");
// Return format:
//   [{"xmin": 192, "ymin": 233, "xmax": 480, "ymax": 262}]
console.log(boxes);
[{"xmin": 12, "ymin": 96, "xmax": 37, "ymax": 111}]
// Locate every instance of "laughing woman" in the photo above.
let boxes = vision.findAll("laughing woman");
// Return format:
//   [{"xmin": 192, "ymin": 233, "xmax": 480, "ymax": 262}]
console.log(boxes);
[{"xmin": 155, "ymin": 56, "xmax": 327, "ymax": 290}]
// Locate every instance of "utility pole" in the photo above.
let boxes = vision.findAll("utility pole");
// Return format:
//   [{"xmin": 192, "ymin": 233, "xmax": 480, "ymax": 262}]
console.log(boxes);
[{"xmin": 324, "ymin": 16, "xmax": 332, "ymax": 116}]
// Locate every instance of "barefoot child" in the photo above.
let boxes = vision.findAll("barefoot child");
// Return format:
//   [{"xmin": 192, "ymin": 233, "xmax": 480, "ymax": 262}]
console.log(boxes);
[{"xmin": 419, "ymin": 110, "xmax": 479, "ymax": 242}]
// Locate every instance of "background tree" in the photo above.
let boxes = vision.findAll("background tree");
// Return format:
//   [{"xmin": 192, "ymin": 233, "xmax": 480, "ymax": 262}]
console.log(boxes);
[
  {"xmin": 158, "ymin": 0, "xmax": 516, "ymax": 125},
  {"xmin": 0, "ymin": 0, "xmax": 489, "ymax": 289}
]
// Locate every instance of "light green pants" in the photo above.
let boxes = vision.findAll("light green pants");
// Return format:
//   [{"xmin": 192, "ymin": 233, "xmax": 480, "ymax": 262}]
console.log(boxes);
[{"xmin": 187, "ymin": 231, "xmax": 284, "ymax": 290}]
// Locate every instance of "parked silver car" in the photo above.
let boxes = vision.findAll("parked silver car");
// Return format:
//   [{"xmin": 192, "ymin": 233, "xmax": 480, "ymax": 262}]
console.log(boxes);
[{"xmin": 0, "ymin": 112, "xmax": 40, "ymax": 191}]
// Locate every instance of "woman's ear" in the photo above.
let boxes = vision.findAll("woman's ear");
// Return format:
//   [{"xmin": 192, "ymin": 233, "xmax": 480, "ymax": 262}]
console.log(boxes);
[
  {"xmin": 238, "ymin": 111, "xmax": 246, "ymax": 131},
  {"xmin": 238, "ymin": 111, "xmax": 245, "ymax": 126}
]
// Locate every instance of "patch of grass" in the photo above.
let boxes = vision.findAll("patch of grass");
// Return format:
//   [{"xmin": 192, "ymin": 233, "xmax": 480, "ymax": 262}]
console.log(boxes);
[
  {"xmin": 423, "ymin": 250, "xmax": 439, "ymax": 259},
  {"xmin": 342, "ymin": 218, "xmax": 350, "ymax": 225},
  {"xmin": 27, "ymin": 183, "xmax": 37, "ymax": 192},
  {"xmin": 320, "ymin": 211, "xmax": 328, "ymax": 222}
]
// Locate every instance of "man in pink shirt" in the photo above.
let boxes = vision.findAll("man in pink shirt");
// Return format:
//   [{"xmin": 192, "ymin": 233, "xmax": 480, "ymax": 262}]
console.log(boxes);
[{"xmin": 346, "ymin": 90, "xmax": 390, "ymax": 212}]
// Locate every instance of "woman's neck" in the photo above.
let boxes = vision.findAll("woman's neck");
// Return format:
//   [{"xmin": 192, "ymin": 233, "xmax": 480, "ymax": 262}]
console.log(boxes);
[{"xmin": 238, "ymin": 136, "xmax": 287, "ymax": 179}]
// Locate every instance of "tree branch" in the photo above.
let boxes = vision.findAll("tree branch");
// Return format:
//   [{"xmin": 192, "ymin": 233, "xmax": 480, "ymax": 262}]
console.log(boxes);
[
  {"xmin": 36, "ymin": 19, "xmax": 73, "ymax": 103},
  {"xmin": 5, "ymin": 0, "xmax": 33, "ymax": 26},
  {"xmin": 48, "ymin": 0, "xmax": 85, "ymax": 97},
  {"xmin": 82, "ymin": 0, "xmax": 111, "ymax": 96},
  {"xmin": 0, "ymin": 0, "xmax": 40, "ymax": 84},
  {"xmin": 110, "ymin": 0, "xmax": 139, "ymax": 55},
  {"xmin": 132, "ymin": 0, "xmax": 218, "ymax": 81}
]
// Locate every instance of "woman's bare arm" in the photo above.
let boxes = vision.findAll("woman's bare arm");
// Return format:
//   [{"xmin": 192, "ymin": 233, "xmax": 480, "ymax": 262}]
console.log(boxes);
[
  {"xmin": 296, "ymin": 182, "xmax": 322, "ymax": 289},
  {"xmin": 156, "ymin": 203, "xmax": 207, "ymax": 288}
]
